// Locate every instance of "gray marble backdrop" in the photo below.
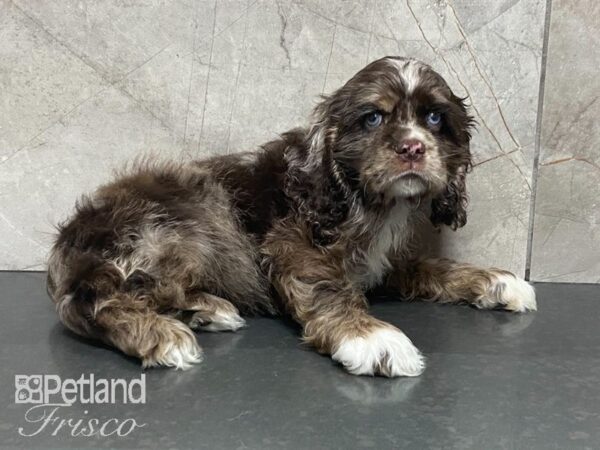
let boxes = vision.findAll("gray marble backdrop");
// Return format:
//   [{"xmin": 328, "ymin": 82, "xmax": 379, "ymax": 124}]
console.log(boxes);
[
  {"xmin": 0, "ymin": 0, "xmax": 596, "ymax": 282},
  {"xmin": 529, "ymin": 0, "xmax": 600, "ymax": 283}
]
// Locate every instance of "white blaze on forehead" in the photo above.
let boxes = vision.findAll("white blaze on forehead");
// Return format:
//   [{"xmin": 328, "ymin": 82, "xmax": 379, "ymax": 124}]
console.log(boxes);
[{"xmin": 387, "ymin": 58, "xmax": 425, "ymax": 94}]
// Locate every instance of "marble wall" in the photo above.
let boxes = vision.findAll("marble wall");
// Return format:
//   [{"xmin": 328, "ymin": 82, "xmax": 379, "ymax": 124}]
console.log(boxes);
[
  {"xmin": 0, "ymin": 0, "xmax": 595, "ymax": 283},
  {"xmin": 529, "ymin": 0, "xmax": 600, "ymax": 283}
]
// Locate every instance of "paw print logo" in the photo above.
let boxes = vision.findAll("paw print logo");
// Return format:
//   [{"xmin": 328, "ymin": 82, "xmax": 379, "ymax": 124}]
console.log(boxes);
[{"xmin": 14, "ymin": 375, "xmax": 43, "ymax": 404}]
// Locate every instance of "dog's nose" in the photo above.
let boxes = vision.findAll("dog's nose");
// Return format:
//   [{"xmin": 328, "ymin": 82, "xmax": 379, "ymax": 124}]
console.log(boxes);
[{"xmin": 395, "ymin": 139, "xmax": 425, "ymax": 161}]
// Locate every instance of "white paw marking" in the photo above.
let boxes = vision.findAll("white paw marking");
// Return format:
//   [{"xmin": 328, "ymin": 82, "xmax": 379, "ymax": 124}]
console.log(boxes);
[
  {"xmin": 332, "ymin": 327, "xmax": 425, "ymax": 377},
  {"xmin": 487, "ymin": 273, "xmax": 537, "ymax": 312},
  {"xmin": 142, "ymin": 322, "xmax": 203, "ymax": 370},
  {"xmin": 194, "ymin": 309, "xmax": 246, "ymax": 332}
]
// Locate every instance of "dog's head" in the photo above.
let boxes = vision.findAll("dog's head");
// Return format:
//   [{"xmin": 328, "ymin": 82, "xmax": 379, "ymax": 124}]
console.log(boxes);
[{"xmin": 292, "ymin": 56, "xmax": 474, "ymax": 233}]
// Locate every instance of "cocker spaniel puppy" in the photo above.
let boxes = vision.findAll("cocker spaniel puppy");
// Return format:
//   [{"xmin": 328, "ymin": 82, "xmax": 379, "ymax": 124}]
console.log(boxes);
[{"xmin": 47, "ymin": 56, "xmax": 536, "ymax": 377}]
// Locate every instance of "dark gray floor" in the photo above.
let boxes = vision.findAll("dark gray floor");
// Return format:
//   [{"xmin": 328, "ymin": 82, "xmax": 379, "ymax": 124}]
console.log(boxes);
[{"xmin": 1, "ymin": 272, "xmax": 599, "ymax": 450}]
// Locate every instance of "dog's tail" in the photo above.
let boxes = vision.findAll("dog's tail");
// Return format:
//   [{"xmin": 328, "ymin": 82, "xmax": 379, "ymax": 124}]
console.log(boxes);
[{"xmin": 47, "ymin": 252, "xmax": 202, "ymax": 370}]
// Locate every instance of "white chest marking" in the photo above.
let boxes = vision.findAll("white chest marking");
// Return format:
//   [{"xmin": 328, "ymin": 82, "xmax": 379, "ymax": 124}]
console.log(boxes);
[{"xmin": 359, "ymin": 204, "xmax": 411, "ymax": 289}]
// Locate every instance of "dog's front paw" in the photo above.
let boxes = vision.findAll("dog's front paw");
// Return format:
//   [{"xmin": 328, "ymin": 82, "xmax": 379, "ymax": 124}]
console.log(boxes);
[
  {"xmin": 332, "ymin": 327, "xmax": 425, "ymax": 377},
  {"xmin": 483, "ymin": 273, "xmax": 537, "ymax": 312}
]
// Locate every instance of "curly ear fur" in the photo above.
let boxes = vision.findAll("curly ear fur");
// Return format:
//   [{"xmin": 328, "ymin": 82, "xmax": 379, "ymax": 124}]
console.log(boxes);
[
  {"xmin": 284, "ymin": 98, "xmax": 353, "ymax": 245},
  {"xmin": 430, "ymin": 163, "xmax": 470, "ymax": 230},
  {"xmin": 429, "ymin": 95, "xmax": 474, "ymax": 230}
]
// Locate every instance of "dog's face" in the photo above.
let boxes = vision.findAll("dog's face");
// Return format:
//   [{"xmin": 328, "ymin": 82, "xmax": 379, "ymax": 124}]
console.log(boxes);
[{"xmin": 317, "ymin": 57, "xmax": 473, "ymax": 208}]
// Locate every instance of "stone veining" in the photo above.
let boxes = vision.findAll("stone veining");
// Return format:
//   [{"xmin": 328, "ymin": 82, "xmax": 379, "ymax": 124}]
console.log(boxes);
[{"xmin": 0, "ymin": 0, "xmax": 553, "ymax": 279}]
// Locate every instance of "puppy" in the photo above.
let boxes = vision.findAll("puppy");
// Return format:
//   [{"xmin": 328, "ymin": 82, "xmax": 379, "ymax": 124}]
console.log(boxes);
[{"xmin": 47, "ymin": 56, "xmax": 536, "ymax": 377}]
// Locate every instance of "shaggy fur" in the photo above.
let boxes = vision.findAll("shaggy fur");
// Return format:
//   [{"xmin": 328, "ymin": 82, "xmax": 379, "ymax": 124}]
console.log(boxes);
[{"xmin": 47, "ymin": 56, "xmax": 536, "ymax": 376}]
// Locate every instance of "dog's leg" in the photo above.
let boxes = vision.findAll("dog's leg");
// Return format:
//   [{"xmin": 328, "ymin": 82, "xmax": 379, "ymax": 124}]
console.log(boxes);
[
  {"xmin": 390, "ymin": 258, "xmax": 536, "ymax": 312},
  {"xmin": 263, "ymin": 227, "xmax": 425, "ymax": 377},
  {"xmin": 173, "ymin": 291, "xmax": 246, "ymax": 332},
  {"xmin": 95, "ymin": 304, "xmax": 204, "ymax": 369}
]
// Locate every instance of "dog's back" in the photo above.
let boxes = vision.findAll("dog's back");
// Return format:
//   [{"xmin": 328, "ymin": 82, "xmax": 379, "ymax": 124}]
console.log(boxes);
[{"xmin": 47, "ymin": 138, "xmax": 295, "ymax": 368}]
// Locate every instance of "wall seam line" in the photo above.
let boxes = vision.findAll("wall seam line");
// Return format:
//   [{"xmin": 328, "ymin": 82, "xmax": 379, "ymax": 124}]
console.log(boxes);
[{"xmin": 525, "ymin": 0, "xmax": 554, "ymax": 281}]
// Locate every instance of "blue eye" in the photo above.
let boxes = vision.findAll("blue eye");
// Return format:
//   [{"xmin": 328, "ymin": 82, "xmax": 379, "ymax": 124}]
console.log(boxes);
[
  {"xmin": 426, "ymin": 112, "xmax": 442, "ymax": 127},
  {"xmin": 364, "ymin": 111, "xmax": 383, "ymax": 128}
]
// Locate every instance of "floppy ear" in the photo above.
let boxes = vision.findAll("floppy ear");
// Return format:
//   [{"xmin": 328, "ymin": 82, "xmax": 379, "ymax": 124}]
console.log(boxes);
[
  {"xmin": 429, "ymin": 95, "xmax": 474, "ymax": 230},
  {"xmin": 284, "ymin": 97, "xmax": 351, "ymax": 245},
  {"xmin": 430, "ymin": 163, "xmax": 469, "ymax": 230}
]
